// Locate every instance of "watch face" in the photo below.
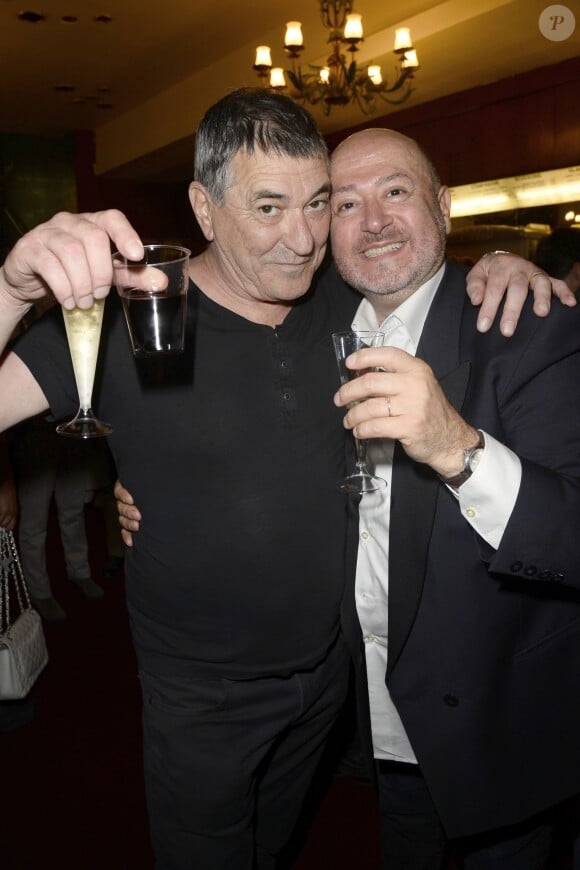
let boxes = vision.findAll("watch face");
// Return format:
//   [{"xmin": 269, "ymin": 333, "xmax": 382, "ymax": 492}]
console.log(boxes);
[{"xmin": 469, "ymin": 448, "xmax": 483, "ymax": 472}]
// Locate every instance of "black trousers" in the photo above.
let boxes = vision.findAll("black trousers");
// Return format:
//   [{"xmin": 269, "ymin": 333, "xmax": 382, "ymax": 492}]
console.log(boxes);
[
  {"xmin": 377, "ymin": 760, "xmax": 554, "ymax": 870},
  {"xmin": 139, "ymin": 637, "xmax": 350, "ymax": 870}
]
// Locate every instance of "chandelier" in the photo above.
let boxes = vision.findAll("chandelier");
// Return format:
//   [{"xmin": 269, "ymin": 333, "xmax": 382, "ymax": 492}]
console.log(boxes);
[{"xmin": 253, "ymin": 1, "xmax": 419, "ymax": 116}]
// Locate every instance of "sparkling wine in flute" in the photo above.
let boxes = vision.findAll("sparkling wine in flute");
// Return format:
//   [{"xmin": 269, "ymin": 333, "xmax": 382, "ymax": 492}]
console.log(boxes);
[{"xmin": 56, "ymin": 299, "xmax": 112, "ymax": 438}]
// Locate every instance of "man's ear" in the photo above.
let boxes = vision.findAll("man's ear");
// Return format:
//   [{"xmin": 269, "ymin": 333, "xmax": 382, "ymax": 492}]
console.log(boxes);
[
  {"xmin": 189, "ymin": 182, "xmax": 215, "ymax": 242},
  {"xmin": 438, "ymin": 186, "xmax": 452, "ymax": 234}
]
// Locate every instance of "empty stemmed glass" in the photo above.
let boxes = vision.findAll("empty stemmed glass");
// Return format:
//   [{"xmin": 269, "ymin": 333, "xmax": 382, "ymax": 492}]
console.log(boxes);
[
  {"xmin": 332, "ymin": 330, "xmax": 386, "ymax": 494},
  {"xmin": 56, "ymin": 299, "xmax": 112, "ymax": 438}
]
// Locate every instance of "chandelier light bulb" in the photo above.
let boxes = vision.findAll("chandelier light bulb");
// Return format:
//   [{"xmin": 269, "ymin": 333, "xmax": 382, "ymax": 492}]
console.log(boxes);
[
  {"xmin": 319, "ymin": 67, "xmax": 330, "ymax": 84},
  {"xmin": 401, "ymin": 49, "xmax": 419, "ymax": 69},
  {"xmin": 394, "ymin": 27, "xmax": 413, "ymax": 52},
  {"xmin": 344, "ymin": 13, "xmax": 363, "ymax": 41},
  {"xmin": 368, "ymin": 65, "xmax": 382, "ymax": 85},
  {"xmin": 254, "ymin": 45, "xmax": 272, "ymax": 67},
  {"xmin": 270, "ymin": 67, "xmax": 287, "ymax": 89},
  {"xmin": 285, "ymin": 21, "xmax": 303, "ymax": 47}
]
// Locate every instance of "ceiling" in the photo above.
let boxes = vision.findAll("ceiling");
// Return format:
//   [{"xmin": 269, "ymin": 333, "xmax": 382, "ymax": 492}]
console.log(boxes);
[{"xmin": 1, "ymin": 0, "xmax": 578, "ymax": 182}]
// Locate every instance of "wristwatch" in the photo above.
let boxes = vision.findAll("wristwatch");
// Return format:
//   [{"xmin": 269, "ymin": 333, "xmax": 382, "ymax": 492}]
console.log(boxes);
[{"xmin": 439, "ymin": 430, "xmax": 485, "ymax": 489}]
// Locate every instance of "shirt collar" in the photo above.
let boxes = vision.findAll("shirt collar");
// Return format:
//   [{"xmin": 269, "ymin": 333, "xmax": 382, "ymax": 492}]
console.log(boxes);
[{"xmin": 351, "ymin": 263, "xmax": 445, "ymax": 353}]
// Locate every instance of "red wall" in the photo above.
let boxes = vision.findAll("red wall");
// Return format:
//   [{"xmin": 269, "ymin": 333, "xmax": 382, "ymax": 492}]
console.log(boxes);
[{"xmin": 325, "ymin": 57, "xmax": 580, "ymax": 187}]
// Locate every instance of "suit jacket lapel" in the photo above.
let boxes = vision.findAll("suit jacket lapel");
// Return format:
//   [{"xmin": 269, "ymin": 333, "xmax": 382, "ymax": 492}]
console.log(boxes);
[{"xmin": 387, "ymin": 261, "xmax": 471, "ymax": 678}]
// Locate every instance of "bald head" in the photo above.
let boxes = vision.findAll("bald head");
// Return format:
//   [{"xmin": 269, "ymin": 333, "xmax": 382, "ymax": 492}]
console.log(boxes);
[
  {"xmin": 329, "ymin": 128, "xmax": 451, "ymax": 319},
  {"xmin": 332, "ymin": 128, "xmax": 440, "ymax": 187}
]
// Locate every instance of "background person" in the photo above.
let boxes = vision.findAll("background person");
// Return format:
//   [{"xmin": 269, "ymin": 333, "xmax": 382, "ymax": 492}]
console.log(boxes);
[
  {"xmin": 0, "ymin": 432, "xmax": 37, "ymax": 731},
  {"xmin": 534, "ymin": 226, "xmax": 580, "ymax": 295},
  {"xmin": 8, "ymin": 416, "xmax": 104, "ymax": 622}
]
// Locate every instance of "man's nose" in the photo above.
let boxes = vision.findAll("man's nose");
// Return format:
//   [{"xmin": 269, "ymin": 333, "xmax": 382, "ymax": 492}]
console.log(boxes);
[
  {"xmin": 362, "ymin": 198, "xmax": 393, "ymax": 233},
  {"xmin": 285, "ymin": 209, "xmax": 315, "ymax": 255}
]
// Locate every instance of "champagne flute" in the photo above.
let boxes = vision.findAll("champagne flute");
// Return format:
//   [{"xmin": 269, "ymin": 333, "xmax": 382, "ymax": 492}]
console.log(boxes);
[
  {"xmin": 332, "ymin": 330, "xmax": 386, "ymax": 494},
  {"xmin": 56, "ymin": 299, "xmax": 112, "ymax": 438}
]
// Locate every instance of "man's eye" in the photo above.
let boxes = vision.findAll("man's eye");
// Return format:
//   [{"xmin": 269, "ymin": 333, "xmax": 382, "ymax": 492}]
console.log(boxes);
[
  {"xmin": 387, "ymin": 187, "xmax": 407, "ymax": 197},
  {"xmin": 308, "ymin": 198, "xmax": 329, "ymax": 212},
  {"xmin": 258, "ymin": 204, "xmax": 280, "ymax": 216},
  {"xmin": 335, "ymin": 201, "xmax": 355, "ymax": 212}
]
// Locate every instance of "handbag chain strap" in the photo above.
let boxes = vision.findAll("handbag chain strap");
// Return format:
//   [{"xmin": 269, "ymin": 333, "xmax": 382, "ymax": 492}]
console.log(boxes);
[{"xmin": 0, "ymin": 528, "xmax": 32, "ymax": 636}]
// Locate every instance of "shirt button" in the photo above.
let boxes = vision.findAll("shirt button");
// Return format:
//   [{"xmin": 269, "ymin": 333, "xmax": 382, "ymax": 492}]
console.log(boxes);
[
  {"xmin": 465, "ymin": 507, "xmax": 476, "ymax": 518},
  {"xmin": 366, "ymin": 634, "xmax": 375, "ymax": 642},
  {"xmin": 361, "ymin": 531, "xmax": 369, "ymax": 541},
  {"xmin": 282, "ymin": 392, "xmax": 290, "ymax": 400}
]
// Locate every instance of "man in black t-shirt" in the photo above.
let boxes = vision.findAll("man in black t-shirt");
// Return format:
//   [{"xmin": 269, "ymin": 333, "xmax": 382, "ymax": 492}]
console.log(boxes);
[
  {"xmin": 0, "ymin": 90, "xmax": 352, "ymax": 868},
  {"xmin": 0, "ymin": 90, "xmax": 570, "ymax": 868}
]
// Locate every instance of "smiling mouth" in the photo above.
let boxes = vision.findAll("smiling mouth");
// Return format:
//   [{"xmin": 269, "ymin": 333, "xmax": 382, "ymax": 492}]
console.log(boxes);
[{"xmin": 363, "ymin": 241, "xmax": 404, "ymax": 259}]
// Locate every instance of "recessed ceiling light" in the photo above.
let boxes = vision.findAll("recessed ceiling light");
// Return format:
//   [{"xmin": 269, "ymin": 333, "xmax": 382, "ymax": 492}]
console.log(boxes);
[
  {"xmin": 17, "ymin": 10, "xmax": 46, "ymax": 23},
  {"xmin": 93, "ymin": 14, "xmax": 112, "ymax": 24},
  {"xmin": 54, "ymin": 83, "xmax": 76, "ymax": 92},
  {"xmin": 60, "ymin": 15, "xmax": 78, "ymax": 23}
]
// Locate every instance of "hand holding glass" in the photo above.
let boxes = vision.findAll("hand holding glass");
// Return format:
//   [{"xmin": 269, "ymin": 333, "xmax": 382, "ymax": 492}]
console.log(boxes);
[
  {"xmin": 332, "ymin": 330, "xmax": 386, "ymax": 494},
  {"xmin": 112, "ymin": 244, "xmax": 190, "ymax": 357},
  {"xmin": 57, "ymin": 299, "xmax": 112, "ymax": 438}
]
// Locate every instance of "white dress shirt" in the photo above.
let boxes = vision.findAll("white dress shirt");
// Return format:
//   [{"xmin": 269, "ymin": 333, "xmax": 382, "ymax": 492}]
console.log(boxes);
[{"xmin": 351, "ymin": 265, "xmax": 522, "ymax": 762}]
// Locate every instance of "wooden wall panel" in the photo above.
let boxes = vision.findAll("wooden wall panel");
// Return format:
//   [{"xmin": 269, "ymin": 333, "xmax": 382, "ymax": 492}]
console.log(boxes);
[{"xmin": 325, "ymin": 58, "xmax": 580, "ymax": 187}]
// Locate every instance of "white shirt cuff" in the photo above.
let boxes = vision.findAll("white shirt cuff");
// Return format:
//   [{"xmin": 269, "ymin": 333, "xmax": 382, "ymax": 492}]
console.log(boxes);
[{"xmin": 445, "ymin": 431, "xmax": 521, "ymax": 549}]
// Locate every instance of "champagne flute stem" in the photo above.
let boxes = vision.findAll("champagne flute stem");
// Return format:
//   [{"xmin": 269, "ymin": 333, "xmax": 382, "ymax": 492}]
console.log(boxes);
[{"xmin": 354, "ymin": 437, "xmax": 369, "ymax": 470}]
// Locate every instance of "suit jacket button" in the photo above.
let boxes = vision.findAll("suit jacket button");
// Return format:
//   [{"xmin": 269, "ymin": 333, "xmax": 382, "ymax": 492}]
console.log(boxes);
[
  {"xmin": 443, "ymin": 694, "xmax": 459, "ymax": 707},
  {"xmin": 524, "ymin": 565, "xmax": 537, "ymax": 577},
  {"xmin": 539, "ymin": 569, "xmax": 552, "ymax": 580},
  {"xmin": 510, "ymin": 561, "xmax": 523, "ymax": 573},
  {"xmin": 553, "ymin": 572, "xmax": 565, "ymax": 583}
]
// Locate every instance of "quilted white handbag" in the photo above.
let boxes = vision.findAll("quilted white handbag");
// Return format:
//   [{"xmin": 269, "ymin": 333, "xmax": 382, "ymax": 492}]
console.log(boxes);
[{"xmin": 0, "ymin": 528, "xmax": 48, "ymax": 699}]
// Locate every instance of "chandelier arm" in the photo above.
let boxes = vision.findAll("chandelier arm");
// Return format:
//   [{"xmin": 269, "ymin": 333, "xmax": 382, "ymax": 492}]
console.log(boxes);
[
  {"xmin": 320, "ymin": 0, "xmax": 352, "ymax": 32},
  {"xmin": 375, "ymin": 83, "xmax": 415, "ymax": 106},
  {"xmin": 352, "ymin": 87, "xmax": 375, "ymax": 116},
  {"xmin": 377, "ymin": 68, "xmax": 416, "ymax": 94}
]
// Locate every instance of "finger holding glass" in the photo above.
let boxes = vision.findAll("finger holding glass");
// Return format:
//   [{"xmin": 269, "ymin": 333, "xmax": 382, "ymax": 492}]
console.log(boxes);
[
  {"xmin": 332, "ymin": 330, "xmax": 386, "ymax": 494},
  {"xmin": 112, "ymin": 245, "xmax": 190, "ymax": 357}
]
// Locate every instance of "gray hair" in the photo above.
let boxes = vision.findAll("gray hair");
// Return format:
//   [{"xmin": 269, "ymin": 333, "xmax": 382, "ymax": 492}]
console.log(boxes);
[{"xmin": 194, "ymin": 88, "xmax": 329, "ymax": 204}]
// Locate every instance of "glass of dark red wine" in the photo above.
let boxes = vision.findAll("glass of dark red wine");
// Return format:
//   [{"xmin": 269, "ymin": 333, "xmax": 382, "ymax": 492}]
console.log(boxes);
[
  {"xmin": 112, "ymin": 244, "xmax": 191, "ymax": 357},
  {"xmin": 332, "ymin": 329, "xmax": 386, "ymax": 494}
]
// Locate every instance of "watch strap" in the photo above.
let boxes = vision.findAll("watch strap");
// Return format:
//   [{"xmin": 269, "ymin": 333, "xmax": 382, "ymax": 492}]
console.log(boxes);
[{"xmin": 439, "ymin": 430, "xmax": 485, "ymax": 489}]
